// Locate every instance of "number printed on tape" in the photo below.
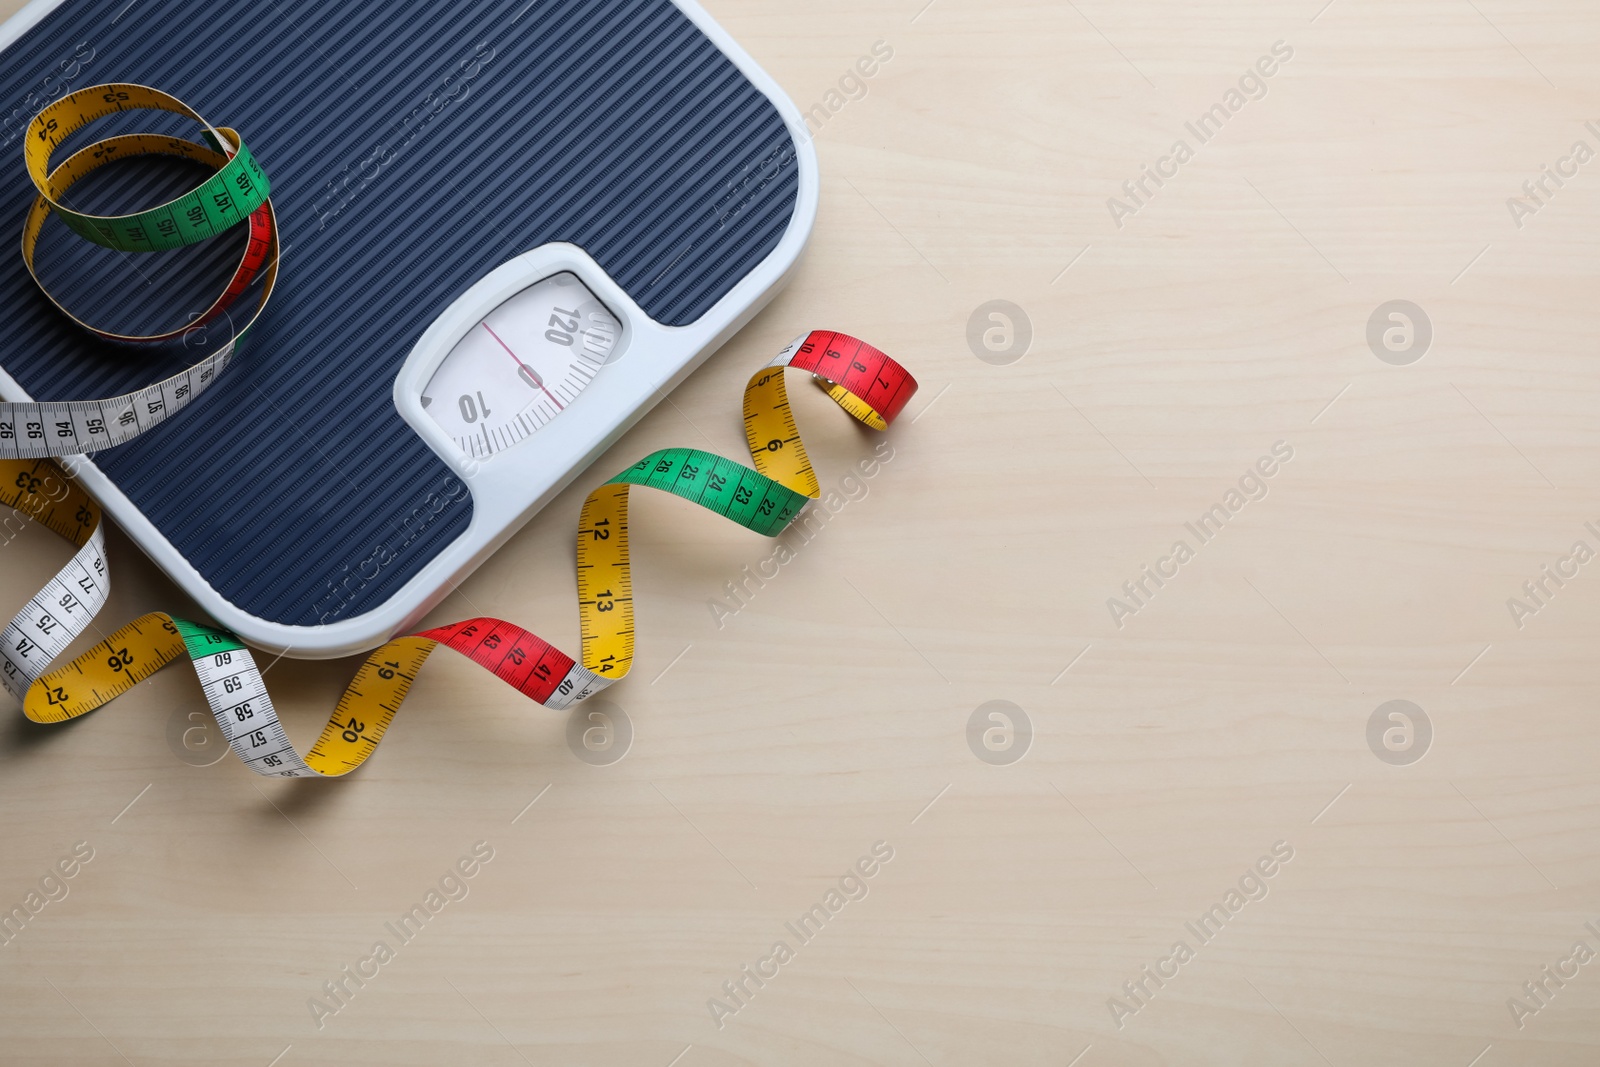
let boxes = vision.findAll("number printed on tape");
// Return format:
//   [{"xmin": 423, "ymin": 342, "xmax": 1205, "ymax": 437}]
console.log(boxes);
[
  {"xmin": 3, "ymin": 84, "xmax": 279, "ymax": 461},
  {"xmin": 3, "ymin": 331, "xmax": 916, "ymax": 776},
  {"xmin": 0, "ymin": 86, "xmax": 917, "ymax": 778}
]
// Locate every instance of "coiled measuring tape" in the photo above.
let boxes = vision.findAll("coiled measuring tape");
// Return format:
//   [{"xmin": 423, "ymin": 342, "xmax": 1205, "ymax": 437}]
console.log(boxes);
[
  {"xmin": 1, "ymin": 84, "xmax": 277, "ymax": 456},
  {"xmin": 4, "ymin": 331, "xmax": 916, "ymax": 776},
  {"xmin": 0, "ymin": 85, "xmax": 917, "ymax": 777}
]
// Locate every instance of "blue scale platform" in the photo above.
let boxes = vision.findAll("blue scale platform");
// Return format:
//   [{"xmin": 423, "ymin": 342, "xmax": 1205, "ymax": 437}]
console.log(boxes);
[{"xmin": 0, "ymin": 0, "xmax": 799, "ymax": 624}]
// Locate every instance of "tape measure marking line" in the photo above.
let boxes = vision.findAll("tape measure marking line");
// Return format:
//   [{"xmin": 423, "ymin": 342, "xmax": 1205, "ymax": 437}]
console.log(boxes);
[
  {"xmin": 24, "ymin": 162, "xmax": 276, "ymax": 341},
  {"xmin": 0, "ymin": 458, "xmax": 107, "ymax": 704},
  {"xmin": 0, "ymin": 343, "xmax": 235, "ymax": 459},
  {"xmin": 785, "ymin": 330, "xmax": 915, "ymax": 430},
  {"xmin": 611, "ymin": 448, "xmax": 807, "ymax": 536},
  {"xmin": 0, "ymin": 458, "xmax": 97, "ymax": 543},
  {"xmin": 26, "ymin": 86, "xmax": 270, "ymax": 252},
  {"xmin": 3, "ymin": 86, "xmax": 279, "ymax": 459},
  {"xmin": 178, "ymin": 618, "xmax": 314, "ymax": 775},
  {"xmin": 9, "ymin": 323, "xmax": 913, "ymax": 773},
  {"xmin": 0, "ymin": 534, "xmax": 104, "ymax": 664}
]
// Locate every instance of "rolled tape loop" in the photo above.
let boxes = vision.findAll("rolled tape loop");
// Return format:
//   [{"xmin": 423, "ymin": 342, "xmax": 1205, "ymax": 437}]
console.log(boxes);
[
  {"xmin": 1, "ymin": 86, "xmax": 919, "ymax": 779},
  {"xmin": 2, "ymin": 84, "xmax": 278, "ymax": 458},
  {"xmin": 25, "ymin": 84, "xmax": 270, "ymax": 252}
]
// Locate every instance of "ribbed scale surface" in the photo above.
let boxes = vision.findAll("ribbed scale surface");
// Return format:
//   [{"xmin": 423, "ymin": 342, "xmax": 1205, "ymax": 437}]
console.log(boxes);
[{"xmin": 0, "ymin": 0, "xmax": 798, "ymax": 625}]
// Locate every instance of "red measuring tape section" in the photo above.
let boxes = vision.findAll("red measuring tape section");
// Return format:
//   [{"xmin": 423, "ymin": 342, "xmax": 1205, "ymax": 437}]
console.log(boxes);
[
  {"xmin": 417, "ymin": 618, "xmax": 579, "ymax": 706},
  {"xmin": 13, "ymin": 319, "xmax": 917, "ymax": 776},
  {"xmin": 2, "ymin": 83, "xmax": 924, "ymax": 780},
  {"xmin": 397, "ymin": 328, "xmax": 918, "ymax": 710},
  {"xmin": 789, "ymin": 330, "xmax": 917, "ymax": 427}
]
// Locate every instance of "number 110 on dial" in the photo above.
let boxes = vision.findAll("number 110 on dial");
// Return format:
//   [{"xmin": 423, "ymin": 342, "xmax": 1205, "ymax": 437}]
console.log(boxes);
[{"xmin": 422, "ymin": 272, "xmax": 622, "ymax": 457}]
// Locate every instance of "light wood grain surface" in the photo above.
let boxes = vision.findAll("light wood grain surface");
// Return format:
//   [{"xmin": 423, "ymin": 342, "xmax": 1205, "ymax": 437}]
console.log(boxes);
[{"xmin": 7, "ymin": 0, "xmax": 1600, "ymax": 1063}]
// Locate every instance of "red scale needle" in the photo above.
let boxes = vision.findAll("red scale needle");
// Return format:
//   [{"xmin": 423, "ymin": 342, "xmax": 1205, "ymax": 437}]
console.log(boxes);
[{"xmin": 483, "ymin": 321, "xmax": 563, "ymax": 410}]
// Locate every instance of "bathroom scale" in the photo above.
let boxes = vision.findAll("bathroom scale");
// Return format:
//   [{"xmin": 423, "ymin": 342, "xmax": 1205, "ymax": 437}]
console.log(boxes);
[{"xmin": 0, "ymin": 0, "xmax": 817, "ymax": 658}]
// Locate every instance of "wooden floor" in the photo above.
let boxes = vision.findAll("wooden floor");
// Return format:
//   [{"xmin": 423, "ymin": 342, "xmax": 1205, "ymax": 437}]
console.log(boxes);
[{"xmin": 6, "ymin": 0, "xmax": 1600, "ymax": 1063}]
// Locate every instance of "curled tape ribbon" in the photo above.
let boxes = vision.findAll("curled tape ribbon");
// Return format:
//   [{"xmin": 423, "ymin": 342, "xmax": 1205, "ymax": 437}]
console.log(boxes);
[
  {"xmin": 0, "ymin": 86, "xmax": 918, "ymax": 776},
  {"xmin": 2, "ymin": 83, "xmax": 278, "ymax": 457},
  {"xmin": 2, "ymin": 331, "xmax": 916, "ymax": 776}
]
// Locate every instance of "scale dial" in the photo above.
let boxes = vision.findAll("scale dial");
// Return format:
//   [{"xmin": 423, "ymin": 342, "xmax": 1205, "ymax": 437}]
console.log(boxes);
[{"xmin": 422, "ymin": 272, "xmax": 621, "ymax": 457}]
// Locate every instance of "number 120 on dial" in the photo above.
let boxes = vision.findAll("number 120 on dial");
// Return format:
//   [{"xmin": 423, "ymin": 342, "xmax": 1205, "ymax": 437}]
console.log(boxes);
[{"xmin": 422, "ymin": 272, "xmax": 622, "ymax": 457}]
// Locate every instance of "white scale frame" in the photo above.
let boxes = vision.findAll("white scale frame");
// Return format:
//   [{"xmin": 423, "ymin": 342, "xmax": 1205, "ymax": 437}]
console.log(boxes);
[{"xmin": 0, "ymin": 0, "xmax": 819, "ymax": 658}]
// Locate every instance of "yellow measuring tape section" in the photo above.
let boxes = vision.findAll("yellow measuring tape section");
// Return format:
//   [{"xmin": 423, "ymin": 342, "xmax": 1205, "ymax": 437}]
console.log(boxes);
[
  {"xmin": 22, "ymin": 614, "xmax": 184, "ymax": 722},
  {"xmin": 0, "ymin": 82, "xmax": 923, "ymax": 778},
  {"xmin": 9, "ymin": 331, "xmax": 918, "ymax": 778},
  {"xmin": 21, "ymin": 607, "xmax": 437, "ymax": 779},
  {"xmin": 1, "ymin": 457, "xmax": 99, "ymax": 548},
  {"xmin": 577, "ymin": 481, "xmax": 635, "ymax": 681},
  {"xmin": 1, "ymin": 83, "xmax": 277, "ymax": 463},
  {"xmin": 742, "ymin": 361, "xmax": 820, "ymax": 498},
  {"xmin": 25, "ymin": 84, "xmax": 269, "ymax": 251},
  {"xmin": 21, "ymin": 84, "xmax": 278, "ymax": 342}
]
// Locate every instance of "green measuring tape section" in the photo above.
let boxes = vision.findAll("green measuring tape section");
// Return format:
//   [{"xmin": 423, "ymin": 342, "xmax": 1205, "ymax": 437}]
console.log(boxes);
[
  {"xmin": 613, "ymin": 448, "xmax": 812, "ymax": 537},
  {"xmin": 172, "ymin": 617, "xmax": 247, "ymax": 659},
  {"xmin": 27, "ymin": 84, "xmax": 270, "ymax": 252}
]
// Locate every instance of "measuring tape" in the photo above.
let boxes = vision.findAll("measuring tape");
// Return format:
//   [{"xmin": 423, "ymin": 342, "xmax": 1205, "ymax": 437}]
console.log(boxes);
[
  {"xmin": 3, "ymin": 331, "xmax": 916, "ymax": 775},
  {"xmin": 0, "ymin": 86, "xmax": 917, "ymax": 776},
  {"xmin": 2, "ymin": 84, "xmax": 277, "ymax": 458}
]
